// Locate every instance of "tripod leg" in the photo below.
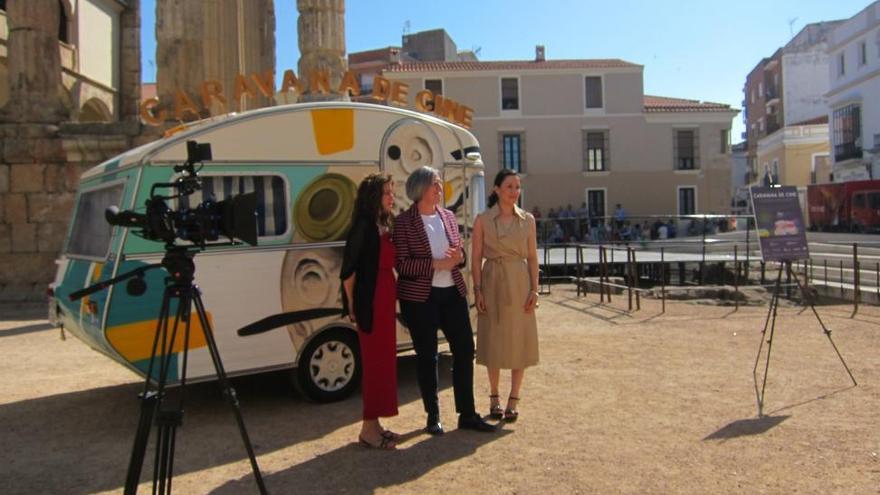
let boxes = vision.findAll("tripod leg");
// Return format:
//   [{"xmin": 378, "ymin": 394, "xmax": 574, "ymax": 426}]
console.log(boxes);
[
  {"xmin": 788, "ymin": 269, "xmax": 858, "ymax": 386},
  {"xmin": 192, "ymin": 291, "xmax": 268, "ymax": 495},
  {"xmin": 754, "ymin": 263, "xmax": 784, "ymax": 417},
  {"xmin": 124, "ymin": 286, "xmax": 176, "ymax": 495}
]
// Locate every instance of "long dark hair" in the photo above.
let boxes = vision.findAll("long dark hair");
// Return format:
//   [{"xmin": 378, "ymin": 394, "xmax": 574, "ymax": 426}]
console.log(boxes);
[
  {"xmin": 487, "ymin": 168, "xmax": 519, "ymax": 208},
  {"xmin": 353, "ymin": 173, "xmax": 394, "ymax": 228}
]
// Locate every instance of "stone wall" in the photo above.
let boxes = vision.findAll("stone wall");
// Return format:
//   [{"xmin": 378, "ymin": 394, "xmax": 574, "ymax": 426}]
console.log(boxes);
[{"xmin": 0, "ymin": 122, "xmax": 150, "ymax": 301}]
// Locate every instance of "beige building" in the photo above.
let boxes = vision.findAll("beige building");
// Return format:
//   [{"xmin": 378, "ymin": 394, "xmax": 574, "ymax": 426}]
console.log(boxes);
[
  {"xmin": 381, "ymin": 55, "xmax": 738, "ymax": 217},
  {"xmin": 0, "ymin": 0, "xmax": 140, "ymax": 122}
]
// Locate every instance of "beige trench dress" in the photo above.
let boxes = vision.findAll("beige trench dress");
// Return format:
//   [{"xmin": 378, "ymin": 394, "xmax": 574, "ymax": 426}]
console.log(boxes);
[{"xmin": 475, "ymin": 205, "xmax": 539, "ymax": 369}]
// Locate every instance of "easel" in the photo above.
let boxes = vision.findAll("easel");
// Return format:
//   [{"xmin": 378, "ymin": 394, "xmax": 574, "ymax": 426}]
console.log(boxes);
[{"xmin": 752, "ymin": 259, "xmax": 857, "ymax": 417}]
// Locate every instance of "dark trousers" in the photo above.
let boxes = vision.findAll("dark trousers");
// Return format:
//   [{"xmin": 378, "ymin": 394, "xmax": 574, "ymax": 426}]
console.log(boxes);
[{"xmin": 400, "ymin": 286, "xmax": 476, "ymax": 418}]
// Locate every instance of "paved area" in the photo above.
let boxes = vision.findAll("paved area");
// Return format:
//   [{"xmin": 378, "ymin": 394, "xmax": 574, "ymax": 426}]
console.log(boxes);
[{"xmin": 1, "ymin": 293, "xmax": 878, "ymax": 494}]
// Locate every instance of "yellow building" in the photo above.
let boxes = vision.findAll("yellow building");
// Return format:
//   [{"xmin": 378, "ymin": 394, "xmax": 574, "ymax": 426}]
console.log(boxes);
[{"xmin": 756, "ymin": 116, "xmax": 831, "ymax": 187}]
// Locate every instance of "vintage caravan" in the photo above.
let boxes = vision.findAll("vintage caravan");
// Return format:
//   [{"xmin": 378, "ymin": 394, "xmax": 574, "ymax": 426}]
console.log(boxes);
[{"xmin": 49, "ymin": 102, "xmax": 486, "ymax": 401}]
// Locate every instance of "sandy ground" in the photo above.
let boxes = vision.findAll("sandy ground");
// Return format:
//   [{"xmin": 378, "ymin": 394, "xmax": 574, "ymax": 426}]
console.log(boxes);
[{"xmin": 0, "ymin": 289, "xmax": 878, "ymax": 495}]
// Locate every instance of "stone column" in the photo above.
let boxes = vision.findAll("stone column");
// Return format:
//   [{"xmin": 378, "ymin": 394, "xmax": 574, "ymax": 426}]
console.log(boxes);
[
  {"xmin": 1, "ymin": 0, "xmax": 69, "ymax": 123},
  {"xmin": 119, "ymin": 0, "xmax": 143, "ymax": 122},
  {"xmin": 297, "ymin": 0, "xmax": 347, "ymax": 102},
  {"xmin": 155, "ymin": 0, "xmax": 276, "ymax": 121}
]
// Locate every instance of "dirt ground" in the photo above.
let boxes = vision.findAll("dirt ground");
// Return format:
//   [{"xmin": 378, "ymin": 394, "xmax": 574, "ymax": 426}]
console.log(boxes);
[{"xmin": 1, "ymin": 289, "xmax": 878, "ymax": 494}]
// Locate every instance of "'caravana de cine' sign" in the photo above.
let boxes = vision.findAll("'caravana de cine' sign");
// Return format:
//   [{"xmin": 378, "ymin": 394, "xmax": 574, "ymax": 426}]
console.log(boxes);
[{"xmin": 140, "ymin": 68, "xmax": 475, "ymax": 129}]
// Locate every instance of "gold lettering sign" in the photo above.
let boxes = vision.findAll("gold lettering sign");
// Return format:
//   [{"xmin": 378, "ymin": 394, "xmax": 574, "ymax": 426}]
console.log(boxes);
[{"xmin": 141, "ymin": 69, "xmax": 474, "ymax": 129}]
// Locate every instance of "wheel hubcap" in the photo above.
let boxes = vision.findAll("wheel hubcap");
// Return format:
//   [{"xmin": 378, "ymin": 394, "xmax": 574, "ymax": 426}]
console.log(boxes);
[{"xmin": 309, "ymin": 340, "xmax": 355, "ymax": 392}]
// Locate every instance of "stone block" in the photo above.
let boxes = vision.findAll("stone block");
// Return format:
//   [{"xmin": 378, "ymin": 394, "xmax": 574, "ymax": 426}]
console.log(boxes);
[
  {"xmin": 43, "ymin": 164, "xmax": 66, "ymax": 192},
  {"xmin": 0, "ymin": 225, "xmax": 10, "ymax": 254},
  {"xmin": 0, "ymin": 164, "xmax": 8, "ymax": 192},
  {"xmin": 4, "ymin": 193, "xmax": 28, "ymax": 223},
  {"xmin": 4, "ymin": 137, "xmax": 35, "ymax": 163},
  {"xmin": 11, "ymin": 222, "xmax": 37, "ymax": 253},
  {"xmin": 64, "ymin": 163, "xmax": 85, "ymax": 191},
  {"xmin": 34, "ymin": 138, "xmax": 66, "ymax": 163},
  {"xmin": 11, "ymin": 164, "xmax": 45, "ymax": 192},
  {"xmin": 37, "ymin": 221, "xmax": 68, "ymax": 253},
  {"xmin": 0, "ymin": 253, "xmax": 57, "ymax": 288},
  {"xmin": 27, "ymin": 192, "xmax": 75, "ymax": 223}
]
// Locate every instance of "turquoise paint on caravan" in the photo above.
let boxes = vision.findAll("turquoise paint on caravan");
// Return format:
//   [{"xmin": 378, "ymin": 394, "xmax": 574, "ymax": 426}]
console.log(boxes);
[{"xmin": 49, "ymin": 102, "xmax": 485, "ymax": 402}]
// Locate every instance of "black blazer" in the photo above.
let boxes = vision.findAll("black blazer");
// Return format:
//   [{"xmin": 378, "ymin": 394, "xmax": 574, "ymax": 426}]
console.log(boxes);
[{"xmin": 340, "ymin": 215, "xmax": 380, "ymax": 333}]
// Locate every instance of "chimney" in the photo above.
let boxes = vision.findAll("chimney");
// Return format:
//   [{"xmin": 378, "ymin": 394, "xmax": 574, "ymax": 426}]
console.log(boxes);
[{"xmin": 535, "ymin": 45, "xmax": 545, "ymax": 62}]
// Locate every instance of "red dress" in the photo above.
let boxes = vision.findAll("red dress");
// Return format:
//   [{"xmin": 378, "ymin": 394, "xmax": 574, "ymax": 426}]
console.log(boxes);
[{"xmin": 357, "ymin": 232, "xmax": 398, "ymax": 419}]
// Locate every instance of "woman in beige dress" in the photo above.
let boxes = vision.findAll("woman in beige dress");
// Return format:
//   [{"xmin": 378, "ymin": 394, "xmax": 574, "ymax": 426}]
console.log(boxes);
[{"xmin": 472, "ymin": 169, "xmax": 539, "ymax": 423}]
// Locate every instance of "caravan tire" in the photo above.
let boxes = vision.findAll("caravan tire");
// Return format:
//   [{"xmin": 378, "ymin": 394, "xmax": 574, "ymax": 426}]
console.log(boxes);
[{"xmin": 294, "ymin": 328, "xmax": 361, "ymax": 403}]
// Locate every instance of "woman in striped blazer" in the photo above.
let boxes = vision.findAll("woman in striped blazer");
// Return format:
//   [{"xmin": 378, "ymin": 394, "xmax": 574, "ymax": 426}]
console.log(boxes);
[{"xmin": 393, "ymin": 166, "xmax": 495, "ymax": 435}]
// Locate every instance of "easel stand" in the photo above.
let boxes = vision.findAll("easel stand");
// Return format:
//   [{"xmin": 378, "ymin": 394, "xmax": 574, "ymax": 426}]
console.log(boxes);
[
  {"xmin": 752, "ymin": 260, "xmax": 858, "ymax": 417},
  {"xmin": 120, "ymin": 248, "xmax": 268, "ymax": 494}
]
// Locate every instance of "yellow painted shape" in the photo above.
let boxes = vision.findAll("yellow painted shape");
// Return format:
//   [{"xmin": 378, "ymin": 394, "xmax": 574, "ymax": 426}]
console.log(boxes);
[
  {"xmin": 91, "ymin": 262, "xmax": 104, "ymax": 282},
  {"xmin": 106, "ymin": 313, "xmax": 212, "ymax": 363},
  {"xmin": 310, "ymin": 108, "xmax": 354, "ymax": 155},
  {"xmin": 444, "ymin": 181, "xmax": 454, "ymax": 203}
]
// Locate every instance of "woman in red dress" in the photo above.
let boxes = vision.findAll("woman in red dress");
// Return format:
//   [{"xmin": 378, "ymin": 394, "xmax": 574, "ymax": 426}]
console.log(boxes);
[{"xmin": 341, "ymin": 174, "xmax": 399, "ymax": 449}]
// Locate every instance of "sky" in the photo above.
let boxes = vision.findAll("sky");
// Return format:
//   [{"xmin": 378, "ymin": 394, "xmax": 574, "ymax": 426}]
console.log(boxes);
[{"xmin": 140, "ymin": 0, "xmax": 872, "ymax": 142}]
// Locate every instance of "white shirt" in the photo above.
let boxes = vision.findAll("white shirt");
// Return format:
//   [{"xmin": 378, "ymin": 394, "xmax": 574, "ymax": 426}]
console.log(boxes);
[{"xmin": 421, "ymin": 213, "xmax": 454, "ymax": 287}]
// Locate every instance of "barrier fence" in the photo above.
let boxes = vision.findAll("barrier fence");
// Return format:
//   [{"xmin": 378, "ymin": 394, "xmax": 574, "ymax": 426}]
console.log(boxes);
[{"xmin": 533, "ymin": 214, "xmax": 880, "ymax": 316}]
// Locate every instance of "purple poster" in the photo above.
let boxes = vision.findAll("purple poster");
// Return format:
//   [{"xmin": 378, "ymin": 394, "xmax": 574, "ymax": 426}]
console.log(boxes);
[{"xmin": 750, "ymin": 186, "xmax": 809, "ymax": 262}]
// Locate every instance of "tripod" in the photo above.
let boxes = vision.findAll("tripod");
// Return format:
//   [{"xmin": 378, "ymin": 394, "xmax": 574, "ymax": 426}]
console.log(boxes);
[
  {"xmin": 752, "ymin": 260, "xmax": 857, "ymax": 417},
  {"xmin": 73, "ymin": 247, "xmax": 267, "ymax": 494}
]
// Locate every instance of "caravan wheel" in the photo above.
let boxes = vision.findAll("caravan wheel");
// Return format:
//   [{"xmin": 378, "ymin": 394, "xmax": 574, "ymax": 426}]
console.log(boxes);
[{"xmin": 294, "ymin": 328, "xmax": 360, "ymax": 403}]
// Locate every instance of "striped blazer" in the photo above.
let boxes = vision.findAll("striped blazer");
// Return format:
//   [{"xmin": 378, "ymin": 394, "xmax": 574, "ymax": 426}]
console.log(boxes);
[{"xmin": 393, "ymin": 205, "xmax": 468, "ymax": 302}]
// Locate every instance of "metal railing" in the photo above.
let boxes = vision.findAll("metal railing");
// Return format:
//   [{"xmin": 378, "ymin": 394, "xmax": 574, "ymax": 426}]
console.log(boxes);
[{"xmin": 534, "ymin": 216, "xmax": 880, "ymax": 315}]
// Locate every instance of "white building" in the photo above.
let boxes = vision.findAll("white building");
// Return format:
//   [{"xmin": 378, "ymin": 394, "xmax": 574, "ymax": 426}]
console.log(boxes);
[{"xmin": 827, "ymin": 1, "xmax": 880, "ymax": 181}]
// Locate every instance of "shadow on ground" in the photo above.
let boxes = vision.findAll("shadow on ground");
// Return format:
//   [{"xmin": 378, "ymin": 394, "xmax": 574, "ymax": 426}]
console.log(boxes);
[
  {"xmin": 703, "ymin": 415, "xmax": 790, "ymax": 441},
  {"xmin": 0, "ymin": 354, "xmax": 453, "ymax": 495},
  {"xmin": 210, "ymin": 428, "xmax": 511, "ymax": 495}
]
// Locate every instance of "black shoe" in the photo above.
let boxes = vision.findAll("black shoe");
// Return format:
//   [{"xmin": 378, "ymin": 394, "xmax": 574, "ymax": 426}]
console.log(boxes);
[
  {"xmin": 425, "ymin": 415, "xmax": 444, "ymax": 436},
  {"xmin": 457, "ymin": 413, "xmax": 496, "ymax": 432}
]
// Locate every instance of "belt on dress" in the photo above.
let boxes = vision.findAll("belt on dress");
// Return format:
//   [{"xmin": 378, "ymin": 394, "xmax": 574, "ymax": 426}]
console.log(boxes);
[{"xmin": 485, "ymin": 256, "xmax": 525, "ymax": 321}]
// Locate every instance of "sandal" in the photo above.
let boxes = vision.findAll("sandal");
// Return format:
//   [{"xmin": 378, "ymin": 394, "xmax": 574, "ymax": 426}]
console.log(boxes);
[
  {"xmin": 488, "ymin": 394, "xmax": 503, "ymax": 420},
  {"xmin": 359, "ymin": 434, "xmax": 396, "ymax": 450},
  {"xmin": 503, "ymin": 396, "xmax": 520, "ymax": 423}
]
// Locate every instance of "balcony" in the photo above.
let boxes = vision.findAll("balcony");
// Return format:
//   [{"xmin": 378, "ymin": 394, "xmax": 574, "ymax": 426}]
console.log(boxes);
[
  {"xmin": 765, "ymin": 86, "xmax": 779, "ymax": 103},
  {"xmin": 834, "ymin": 142, "xmax": 862, "ymax": 162}
]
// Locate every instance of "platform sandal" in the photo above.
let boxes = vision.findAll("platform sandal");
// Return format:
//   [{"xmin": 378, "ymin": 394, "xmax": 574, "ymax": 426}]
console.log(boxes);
[
  {"xmin": 489, "ymin": 394, "xmax": 503, "ymax": 420},
  {"xmin": 503, "ymin": 396, "xmax": 520, "ymax": 423}
]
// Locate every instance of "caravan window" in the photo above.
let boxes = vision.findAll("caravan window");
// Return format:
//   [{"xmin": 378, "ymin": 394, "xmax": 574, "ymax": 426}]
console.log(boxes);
[
  {"xmin": 178, "ymin": 175, "xmax": 288, "ymax": 237},
  {"xmin": 67, "ymin": 183, "xmax": 125, "ymax": 259}
]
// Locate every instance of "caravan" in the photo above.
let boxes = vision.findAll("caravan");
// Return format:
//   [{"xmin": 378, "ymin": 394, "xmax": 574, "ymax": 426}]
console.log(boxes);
[{"xmin": 48, "ymin": 102, "xmax": 486, "ymax": 402}]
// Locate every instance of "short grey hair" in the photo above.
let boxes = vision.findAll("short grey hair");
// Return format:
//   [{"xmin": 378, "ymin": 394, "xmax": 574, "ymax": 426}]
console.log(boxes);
[{"xmin": 405, "ymin": 166, "xmax": 441, "ymax": 203}]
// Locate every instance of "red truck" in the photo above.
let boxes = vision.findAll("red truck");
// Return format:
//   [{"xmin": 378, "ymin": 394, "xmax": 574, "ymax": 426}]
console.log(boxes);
[{"xmin": 807, "ymin": 179, "xmax": 880, "ymax": 232}]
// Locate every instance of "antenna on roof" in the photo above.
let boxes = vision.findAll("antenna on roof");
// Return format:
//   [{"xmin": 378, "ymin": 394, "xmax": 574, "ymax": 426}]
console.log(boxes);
[{"xmin": 788, "ymin": 17, "xmax": 799, "ymax": 39}]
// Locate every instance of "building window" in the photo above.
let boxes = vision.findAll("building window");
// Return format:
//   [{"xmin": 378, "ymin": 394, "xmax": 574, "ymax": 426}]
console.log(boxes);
[
  {"xmin": 583, "ymin": 130, "xmax": 609, "ymax": 171},
  {"xmin": 425, "ymin": 79, "xmax": 443, "ymax": 95},
  {"xmin": 838, "ymin": 53, "xmax": 846, "ymax": 76},
  {"xmin": 501, "ymin": 78, "xmax": 519, "ymax": 110},
  {"xmin": 832, "ymin": 104, "xmax": 862, "ymax": 162},
  {"xmin": 678, "ymin": 187, "xmax": 696, "ymax": 215},
  {"xmin": 587, "ymin": 189, "xmax": 606, "ymax": 219},
  {"xmin": 859, "ymin": 41, "xmax": 867, "ymax": 66},
  {"xmin": 585, "ymin": 76, "xmax": 603, "ymax": 109},
  {"xmin": 750, "ymin": 89, "xmax": 755, "ymax": 104},
  {"xmin": 500, "ymin": 133, "xmax": 524, "ymax": 173},
  {"xmin": 674, "ymin": 130, "xmax": 699, "ymax": 170},
  {"xmin": 720, "ymin": 129, "xmax": 729, "ymax": 154},
  {"xmin": 758, "ymin": 82, "xmax": 763, "ymax": 98}
]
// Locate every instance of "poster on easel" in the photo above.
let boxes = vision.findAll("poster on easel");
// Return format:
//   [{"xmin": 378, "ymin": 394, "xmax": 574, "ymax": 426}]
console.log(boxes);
[{"xmin": 749, "ymin": 186, "xmax": 809, "ymax": 262}]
